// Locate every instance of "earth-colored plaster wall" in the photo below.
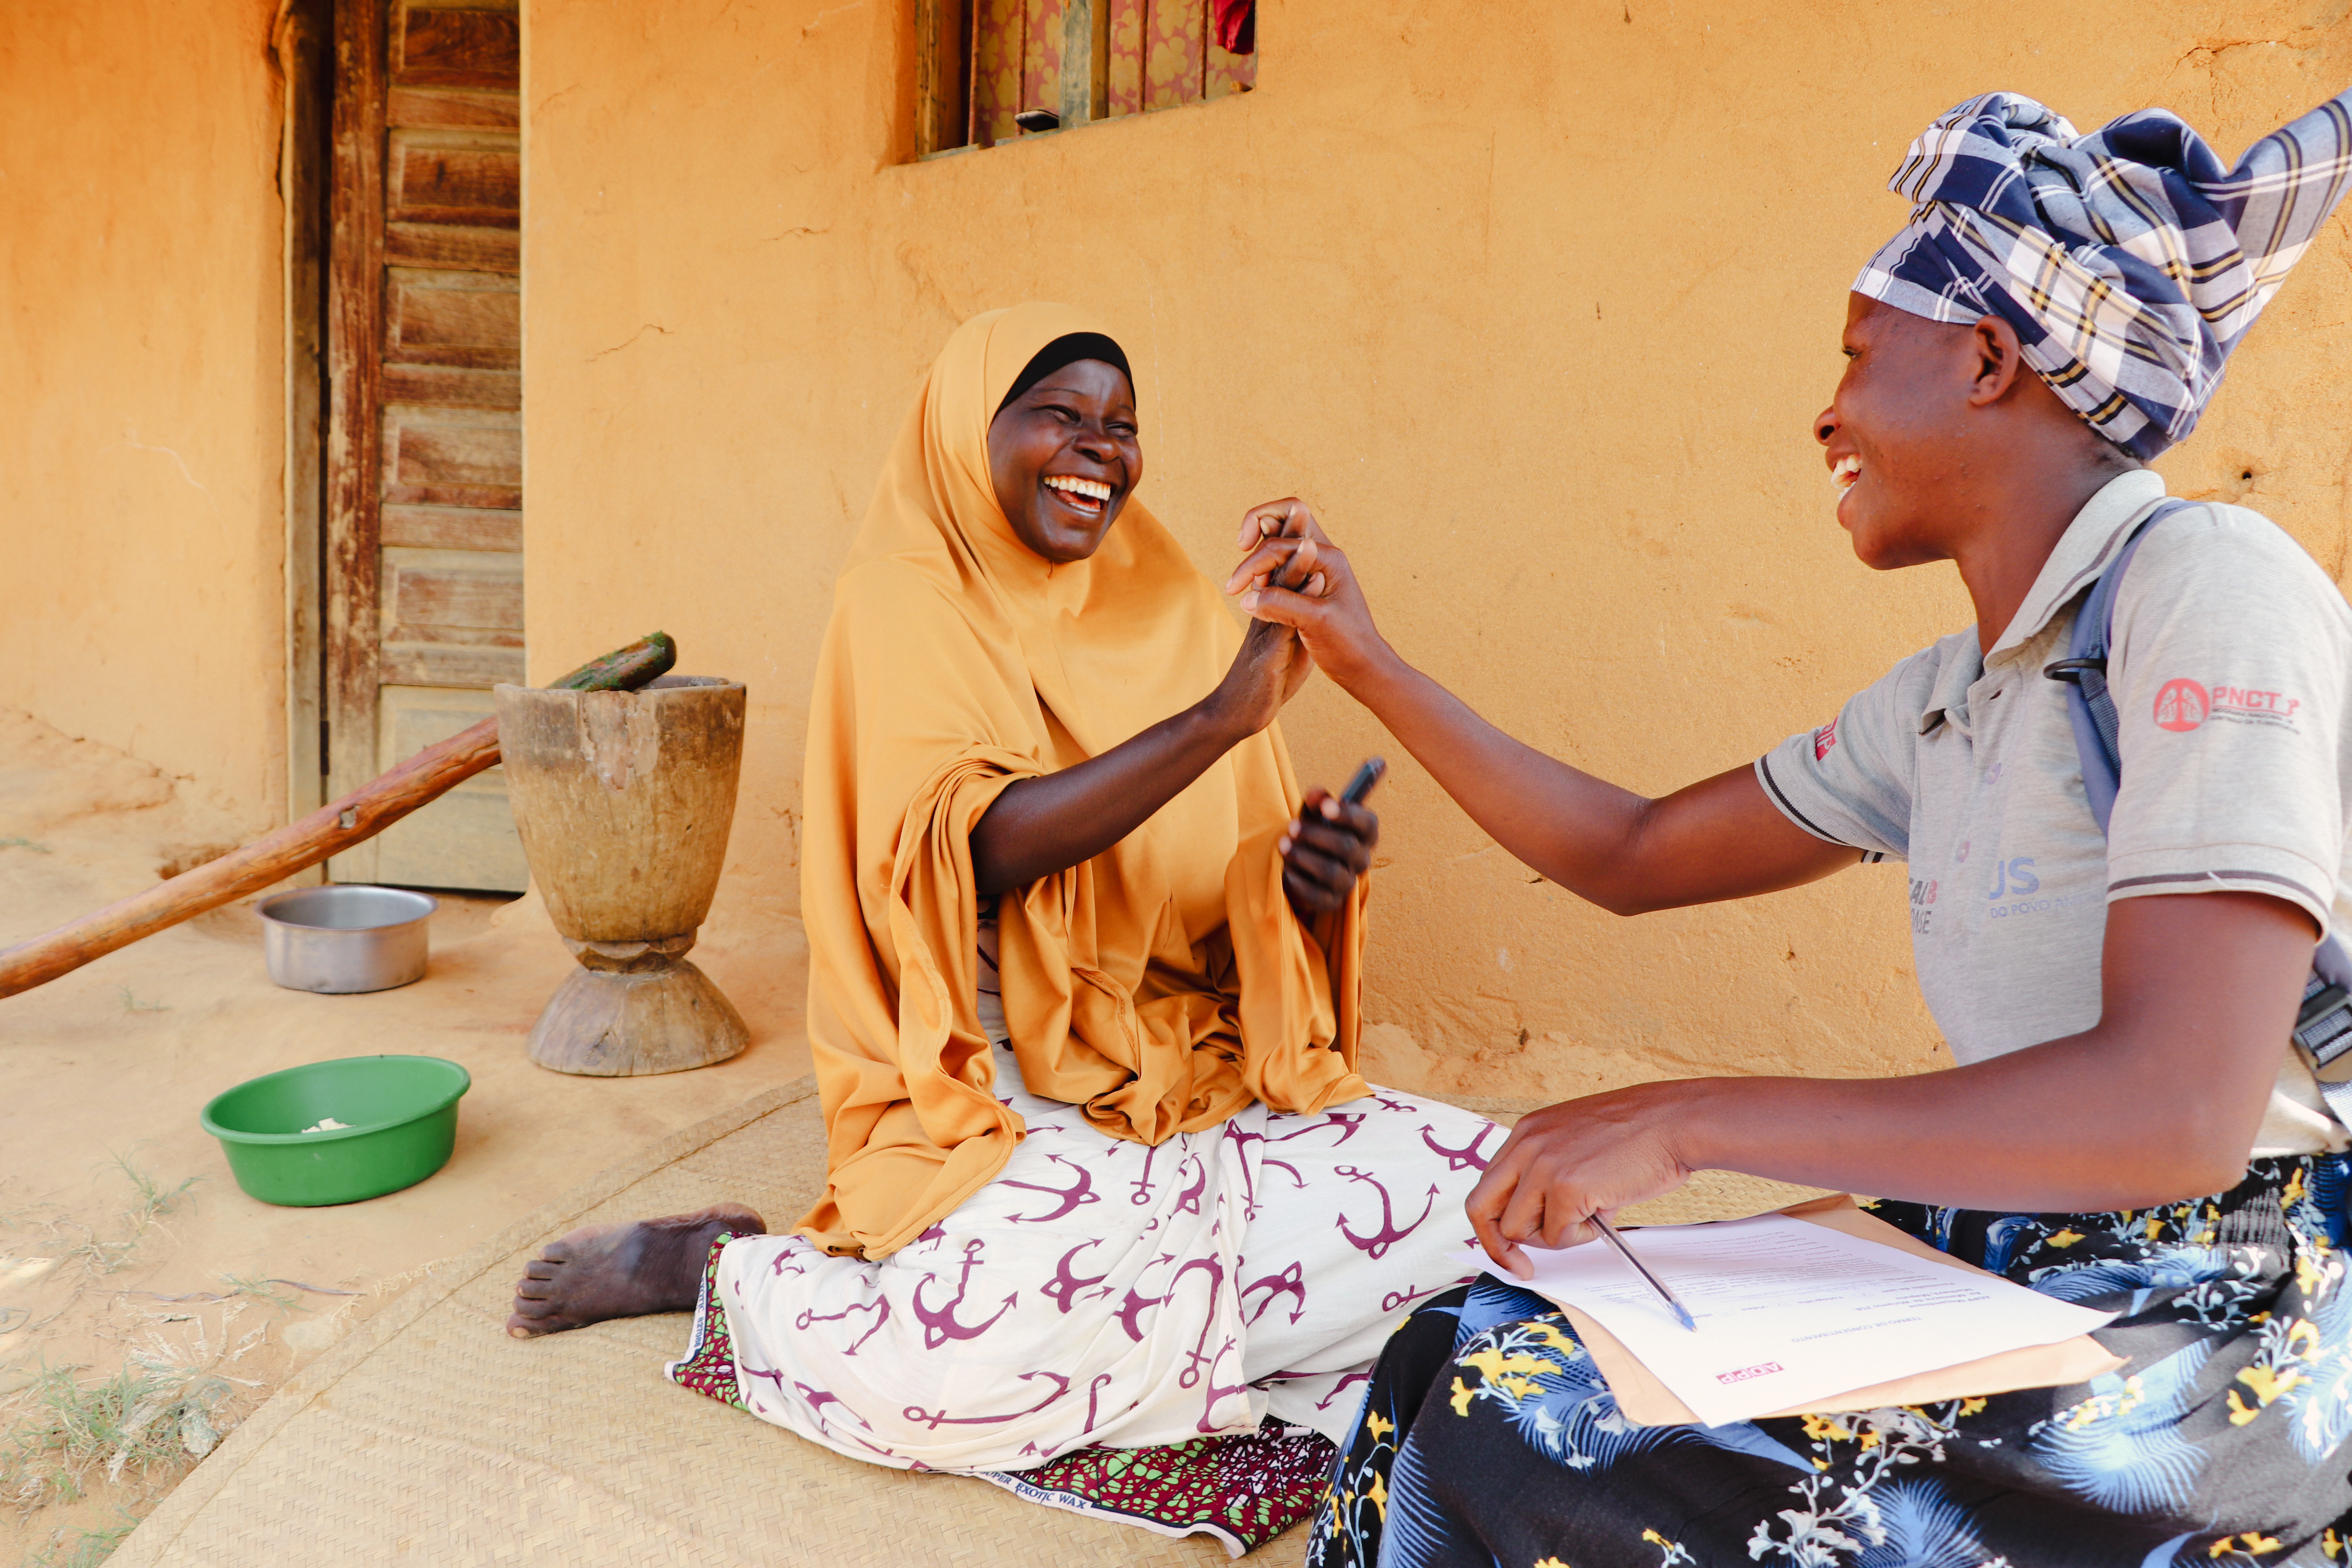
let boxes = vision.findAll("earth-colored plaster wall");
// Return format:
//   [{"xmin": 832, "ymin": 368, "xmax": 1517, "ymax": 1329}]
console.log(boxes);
[
  {"xmin": 542, "ymin": 0, "xmax": 2347, "ymax": 1099},
  {"xmin": 0, "ymin": 0, "xmax": 289, "ymax": 839}
]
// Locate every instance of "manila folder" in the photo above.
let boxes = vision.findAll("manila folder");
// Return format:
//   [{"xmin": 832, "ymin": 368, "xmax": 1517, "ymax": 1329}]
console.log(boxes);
[{"xmin": 1566, "ymin": 1196, "xmax": 2126, "ymax": 1427}]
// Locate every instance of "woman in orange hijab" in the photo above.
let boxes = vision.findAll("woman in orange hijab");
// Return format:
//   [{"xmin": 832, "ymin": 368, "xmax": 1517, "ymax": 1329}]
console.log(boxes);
[{"xmin": 505, "ymin": 305, "xmax": 1499, "ymax": 1505}]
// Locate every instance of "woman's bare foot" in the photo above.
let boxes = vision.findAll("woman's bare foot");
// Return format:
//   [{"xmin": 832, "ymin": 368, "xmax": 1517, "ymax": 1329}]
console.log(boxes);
[{"xmin": 506, "ymin": 1202, "xmax": 764, "ymax": 1339}]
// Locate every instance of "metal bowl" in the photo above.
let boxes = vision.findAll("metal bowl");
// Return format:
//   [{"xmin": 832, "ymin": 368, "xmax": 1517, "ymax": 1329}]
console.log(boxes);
[{"xmin": 256, "ymin": 886, "xmax": 436, "ymax": 994}]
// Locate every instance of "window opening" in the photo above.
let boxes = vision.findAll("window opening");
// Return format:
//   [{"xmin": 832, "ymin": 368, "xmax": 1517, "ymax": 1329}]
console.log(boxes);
[{"xmin": 917, "ymin": 0, "xmax": 1256, "ymax": 156}]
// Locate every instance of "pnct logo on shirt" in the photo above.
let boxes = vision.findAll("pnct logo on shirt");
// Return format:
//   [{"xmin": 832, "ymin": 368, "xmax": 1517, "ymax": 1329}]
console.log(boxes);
[
  {"xmin": 2154, "ymin": 678, "xmax": 2301, "ymax": 733},
  {"xmin": 2154, "ymin": 679, "xmax": 2209, "ymax": 732},
  {"xmin": 1813, "ymin": 719, "xmax": 1839, "ymax": 761}
]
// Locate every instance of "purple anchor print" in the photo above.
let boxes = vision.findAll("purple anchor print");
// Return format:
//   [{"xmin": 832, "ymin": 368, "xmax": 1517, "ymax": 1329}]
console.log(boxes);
[
  {"xmin": 1268, "ymin": 1110, "xmax": 1365, "ymax": 1147},
  {"xmin": 1241, "ymin": 1260, "xmax": 1308, "ymax": 1326},
  {"xmin": 1117, "ymin": 1252, "xmax": 1225, "ymax": 1345},
  {"xmin": 911, "ymin": 1238, "xmax": 1017, "ymax": 1348},
  {"xmin": 1191, "ymin": 1334, "xmax": 1254, "ymax": 1434},
  {"xmin": 1172, "ymin": 1151, "xmax": 1209, "ymax": 1216},
  {"xmin": 1081, "ymin": 1370, "xmax": 1118, "ymax": 1432},
  {"xmin": 902, "ymin": 1369, "xmax": 1071, "ymax": 1429},
  {"xmin": 1129, "ymin": 1143, "xmax": 1163, "ymax": 1205},
  {"xmin": 1421, "ymin": 1118, "xmax": 1499, "ymax": 1172},
  {"xmin": 1312, "ymin": 1369, "xmax": 1370, "ymax": 1414},
  {"xmin": 1042, "ymin": 1238, "xmax": 1114, "ymax": 1312},
  {"xmin": 1381, "ymin": 1283, "xmax": 1439, "ymax": 1313},
  {"xmin": 1334, "ymin": 1166, "xmax": 1439, "ymax": 1259},
  {"xmin": 676, "ymin": 1068, "xmax": 1502, "ymax": 1475},
  {"xmin": 999, "ymin": 1151, "xmax": 1103, "ymax": 1223},
  {"xmin": 795, "ymin": 1294, "xmax": 893, "ymax": 1356}
]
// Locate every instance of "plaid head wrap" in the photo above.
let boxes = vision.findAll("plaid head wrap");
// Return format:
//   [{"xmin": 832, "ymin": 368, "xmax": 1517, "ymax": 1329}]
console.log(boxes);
[{"xmin": 1855, "ymin": 88, "xmax": 2352, "ymax": 458}]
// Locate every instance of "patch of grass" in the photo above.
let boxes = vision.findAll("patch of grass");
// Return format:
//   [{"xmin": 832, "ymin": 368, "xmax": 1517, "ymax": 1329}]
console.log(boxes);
[
  {"xmin": 0, "ymin": 837, "xmax": 51, "ymax": 854},
  {"xmin": 113, "ymin": 989, "xmax": 168, "ymax": 1015},
  {"xmin": 24, "ymin": 1506, "xmax": 141, "ymax": 1568},
  {"xmin": 12, "ymin": 1160, "xmax": 203, "ymax": 1283},
  {"xmin": 212, "ymin": 1276, "xmax": 297, "ymax": 1311},
  {"xmin": 39, "ymin": 1160, "xmax": 200, "ymax": 1281},
  {"xmin": 107, "ymin": 1157, "xmax": 196, "ymax": 1233},
  {"xmin": 0, "ymin": 1360, "xmax": 227, "ymax": 1518},
  {"xmin": 38, "ymin": 1224, "xmax": 135, "ymax": 1283}
]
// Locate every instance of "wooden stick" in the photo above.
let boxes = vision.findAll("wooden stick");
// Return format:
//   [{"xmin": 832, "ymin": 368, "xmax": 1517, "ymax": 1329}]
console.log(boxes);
[
  {"xmin": 0, "ymin": 720, "xmax": 500, "ymax": 999},
  {"xmin": 0, "ymin": 633, "xmax": 677, "ymax": 1001}
]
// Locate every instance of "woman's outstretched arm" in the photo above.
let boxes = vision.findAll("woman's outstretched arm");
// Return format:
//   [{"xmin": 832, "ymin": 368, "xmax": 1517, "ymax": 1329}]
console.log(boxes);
[
  {"xmin": 1462, "ymin": 889, "xmax": 2313, "ymax": 1272},
  {"xmin": 1229, "ymin": 502, "xmax": 2316, "ymax": 1256},
  {"xmin": 1227, "ymin": 500, "xmax": 1855, "ymax": 913},
  {"xmin": 970, "ymin": 614, "xmax": 1376, "ymax": 914}
]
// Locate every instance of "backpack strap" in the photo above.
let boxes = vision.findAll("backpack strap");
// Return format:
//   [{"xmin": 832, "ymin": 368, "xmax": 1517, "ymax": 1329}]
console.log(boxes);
[
  {"xmin": 2045, "ymin": 497, "xmax": 2352, "ymax": 1128},
  {"xmin": 2043, "ymin": 499, "xmax": 2191, "ymax": 835}
]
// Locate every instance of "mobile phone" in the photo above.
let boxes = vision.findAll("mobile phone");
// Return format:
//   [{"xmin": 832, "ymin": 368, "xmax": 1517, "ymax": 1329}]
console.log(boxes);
[{"xmin": 1339, "ymin": 757, "xmax": 1387, "ymax": 806}]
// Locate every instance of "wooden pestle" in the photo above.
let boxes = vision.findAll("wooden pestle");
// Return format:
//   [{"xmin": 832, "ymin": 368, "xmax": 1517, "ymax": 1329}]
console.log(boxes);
[{"xmin": 0, "ymin": 633, "xmax": 677, "ymax": 1000}]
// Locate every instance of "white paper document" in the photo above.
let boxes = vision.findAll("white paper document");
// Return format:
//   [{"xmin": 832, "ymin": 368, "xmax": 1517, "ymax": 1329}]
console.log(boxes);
[{"xmin": 1466, "ymin": 1214, "xmax": 2117, "ymax": 1426}]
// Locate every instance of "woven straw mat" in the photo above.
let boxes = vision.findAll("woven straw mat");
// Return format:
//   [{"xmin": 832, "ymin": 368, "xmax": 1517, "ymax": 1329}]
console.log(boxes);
[{"xmin": 113, "ymin": 1082, "xmax": 1828, "ymax": 1567}]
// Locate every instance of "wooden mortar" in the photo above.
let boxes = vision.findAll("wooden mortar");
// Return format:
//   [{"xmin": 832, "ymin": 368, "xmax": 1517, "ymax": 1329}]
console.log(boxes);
[{"xmin": 495, "ymin": 675, "xmax": 750, "ymax": 1075}]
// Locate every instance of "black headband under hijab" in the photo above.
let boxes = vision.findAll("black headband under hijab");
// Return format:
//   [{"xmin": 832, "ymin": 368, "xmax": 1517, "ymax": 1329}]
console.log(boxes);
[{"xmin": 996, "ymin": 332, "xmax": 1134, "ymax": 415}]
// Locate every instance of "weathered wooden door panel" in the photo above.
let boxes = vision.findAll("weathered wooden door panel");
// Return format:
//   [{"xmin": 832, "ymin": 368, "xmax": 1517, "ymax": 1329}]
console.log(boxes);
[
  {"xmin": 370, "ymin": 688, "xmax": 529, "ymax": 889},
  {"xmin": 379, "ymin": 544, "xmax": 523, "ymax": 687},
  {"xmin": 383, "ymin": 406, "xmax": 522, "ymax": 507},
  {"xmin": 381, "ymin": 364, "xmax": 520, "ymax": 408},
  {"xmin": 380, "ymin": 503, "xmax": 521, "ymax": 552},
  {"xmin": 395, "ymin": 4, "xmax": 520, "ymax": 86},
  {"xmin": 386, "ymin": 223, "xmax": 518, "ymax": 272},
  {"xmin": 387, "ymin": 134, "xmax": 521, "ymax": 228},
  {"xmin": 387, "ymin": 270, "xmax": 520, "ymax": 368},
  {"xmin": 325, "ymin": 0, "xmax": 524, "ymax": 890}
]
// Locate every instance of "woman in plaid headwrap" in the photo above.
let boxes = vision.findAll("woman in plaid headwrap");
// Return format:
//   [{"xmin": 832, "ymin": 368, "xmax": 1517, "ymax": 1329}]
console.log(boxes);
[{"xmin": 1230, "ymin": 87, "xmax": 2352, "ymax": 1566}]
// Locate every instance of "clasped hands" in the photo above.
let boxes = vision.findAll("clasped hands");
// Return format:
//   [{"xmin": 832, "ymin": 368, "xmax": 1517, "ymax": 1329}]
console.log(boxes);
[
  {"xmin": 1227, "ymin": 498, "xmax": 1701, "ymax": 1275},
  {"xmin": 1214, "ymin": 498, "xmax": 1381, "ymax": 921}
]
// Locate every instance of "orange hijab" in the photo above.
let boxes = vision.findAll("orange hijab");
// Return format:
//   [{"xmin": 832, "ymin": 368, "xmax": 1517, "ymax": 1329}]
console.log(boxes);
[{"xmin": 797, "ymin": 303, "xmax": 1368, "ymax": 1259}]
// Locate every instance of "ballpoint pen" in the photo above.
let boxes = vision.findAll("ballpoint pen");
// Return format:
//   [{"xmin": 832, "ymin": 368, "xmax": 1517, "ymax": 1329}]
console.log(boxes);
[{"xmin": 1592, "ymin": 1214, "xmax": 1698, "ymax": 1332}]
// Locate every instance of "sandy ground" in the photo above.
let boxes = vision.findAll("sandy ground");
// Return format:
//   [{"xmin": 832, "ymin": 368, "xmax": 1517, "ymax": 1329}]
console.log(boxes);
[
  {"xmin": 0, "ymin": 709, "xmax": 811, "ymax": 1563},
  {"xmin": 0, "ymin": 705, "xmax": 1583, "ymax": 1565}
]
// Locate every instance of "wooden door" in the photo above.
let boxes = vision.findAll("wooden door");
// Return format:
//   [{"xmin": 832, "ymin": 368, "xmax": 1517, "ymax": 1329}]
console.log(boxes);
[{"xmin": 323, "ymin": 0, "xmax": 527, "ymax": 890}]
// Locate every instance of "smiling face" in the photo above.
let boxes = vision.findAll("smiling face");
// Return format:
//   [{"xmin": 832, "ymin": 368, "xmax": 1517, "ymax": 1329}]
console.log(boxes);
[
  {"xmin": 1814, "ymin": 294, "xmax": 1987, "ymax": 571},
  {"xmin": 987, "ymin": 359, "xmax": 1142, "ymax": 564}
]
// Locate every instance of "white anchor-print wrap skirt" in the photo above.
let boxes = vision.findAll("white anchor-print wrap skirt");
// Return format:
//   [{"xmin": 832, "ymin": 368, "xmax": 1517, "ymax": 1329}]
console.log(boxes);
[{"xmin": 686, "ymin": 1040, "xmax": 1500, "ymax": 1473}]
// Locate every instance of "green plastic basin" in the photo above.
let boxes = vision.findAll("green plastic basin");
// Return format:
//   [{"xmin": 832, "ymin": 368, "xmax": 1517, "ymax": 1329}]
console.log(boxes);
[{"xmin": 200, "ymin": 1055, "xmax": 471, "ymax": 1206}]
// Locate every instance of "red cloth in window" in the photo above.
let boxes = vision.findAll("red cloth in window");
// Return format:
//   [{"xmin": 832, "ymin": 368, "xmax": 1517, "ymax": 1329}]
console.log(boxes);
[{"xmin": 1213, "ymin": 0, "xmax": 1254, "ymax": 54}]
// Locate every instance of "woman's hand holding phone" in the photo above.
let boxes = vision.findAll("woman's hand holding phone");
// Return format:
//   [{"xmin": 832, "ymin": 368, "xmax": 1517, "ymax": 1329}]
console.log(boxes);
[{"xmin": 1280, "ymin": 758, "xmax": 1384, "ymax": 917}]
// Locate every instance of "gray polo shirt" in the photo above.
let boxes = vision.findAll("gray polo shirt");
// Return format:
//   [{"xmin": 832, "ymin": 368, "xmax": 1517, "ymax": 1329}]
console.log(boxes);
[{"xmin": 1757, "ymin": 470, "xmax": 2352, "ymax": 1158}]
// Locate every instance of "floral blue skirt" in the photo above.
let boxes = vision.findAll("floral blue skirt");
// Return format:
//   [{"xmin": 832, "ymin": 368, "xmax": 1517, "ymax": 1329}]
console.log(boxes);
[{"xmin": 1308, "ymin": 1155, "xmax": 2352, "ymax": 1567}]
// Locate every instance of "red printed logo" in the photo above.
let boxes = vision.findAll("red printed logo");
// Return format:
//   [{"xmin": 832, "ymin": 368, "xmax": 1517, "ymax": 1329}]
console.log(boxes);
[
  {"xmin": 2154, "ymin": 680, "xmax": 2209, "ymax": 733},
  {"xmin": 1813, "ymin": 720, "xmax": 1839, "ymax": 761},
  {"xmin": 1717, "ymin": 1361, "xmax": 1784, "ymax": 1385}
]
